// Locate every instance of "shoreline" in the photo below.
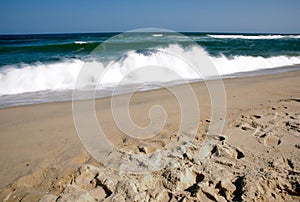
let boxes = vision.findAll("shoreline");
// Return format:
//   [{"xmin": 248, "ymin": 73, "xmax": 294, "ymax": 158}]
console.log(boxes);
[
  {"xmin": 1, "ymin": 64, "xmax": 299, "ymax": 109},
  {"xmin": 0, "ymin": 70, "xmax": 300, "ymax": 201}
]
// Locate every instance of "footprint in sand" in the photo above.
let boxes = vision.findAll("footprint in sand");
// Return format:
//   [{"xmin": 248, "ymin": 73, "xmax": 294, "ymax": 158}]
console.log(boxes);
[
  {"xmin": 258, "ymin": 132, "xmax": 281, "ymax": 147},
  {"xmin": 233, "ymin": 111, "xmax": 285, "ymax": 147}
]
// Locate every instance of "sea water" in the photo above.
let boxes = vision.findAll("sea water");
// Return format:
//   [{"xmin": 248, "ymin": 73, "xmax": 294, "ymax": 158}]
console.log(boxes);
[{"xmin": 0, "ymin": 32, "xmax": 300, "ymax": 108}]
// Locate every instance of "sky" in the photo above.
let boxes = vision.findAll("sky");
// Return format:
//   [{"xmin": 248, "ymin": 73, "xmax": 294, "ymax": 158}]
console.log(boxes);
[{"xmin": 0, "ymin": 0, "xmax": 299, "ymax": 34}]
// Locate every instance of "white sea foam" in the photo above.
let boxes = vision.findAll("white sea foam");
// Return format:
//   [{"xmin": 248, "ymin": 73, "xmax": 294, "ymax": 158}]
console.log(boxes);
[
  {"xmin": 74, "ymin": 41, "xmax": 94, "ymax": 44},
  {"xmin": 211, "ymin": 55, "xmax": 300, "ymax": 75},
  {"xmin": 208, "ymin": 34, "xmax": 300, "ymax": 40},
  {"xmin": 152, "ymin": 34, "xmax": 163, "ymax": 37},
  {"xmin": 0, "ymin": 45, "xmax": 299, "ymax": 95},
  {"xmin": 0, "ymin": 60, "xmax": 103, "ymax": 95}
]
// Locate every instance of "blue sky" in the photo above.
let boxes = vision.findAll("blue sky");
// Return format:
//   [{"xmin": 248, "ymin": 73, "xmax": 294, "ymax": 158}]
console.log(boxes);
[{"xmin": 0, "ymin": 0, "xmax": 299, "ymax": 34}]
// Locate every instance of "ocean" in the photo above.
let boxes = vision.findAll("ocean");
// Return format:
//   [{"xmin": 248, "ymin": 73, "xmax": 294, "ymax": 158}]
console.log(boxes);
[{"xmin": 0, "ymin": 32, "xmax": 300, "ymax": 108}]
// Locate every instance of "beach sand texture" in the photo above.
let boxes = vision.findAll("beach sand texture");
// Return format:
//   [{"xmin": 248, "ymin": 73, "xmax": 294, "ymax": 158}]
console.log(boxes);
[{"xmin": 0, "ymin": 70, "xmax": 300, "ymax": 201}]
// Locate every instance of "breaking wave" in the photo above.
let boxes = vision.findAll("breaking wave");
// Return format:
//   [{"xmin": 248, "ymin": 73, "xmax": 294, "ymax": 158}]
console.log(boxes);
[
  {"xmin": 208, "ymin": 34, "xmax": 300, "ymax": 40},
  {"xmin": 0, "ymin": 44, "xmax": 299, "ymax": 95}
]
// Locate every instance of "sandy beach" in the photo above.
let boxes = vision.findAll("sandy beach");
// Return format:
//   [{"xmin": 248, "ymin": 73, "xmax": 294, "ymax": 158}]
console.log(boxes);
[{"xmin": 0, "ymin": 70, "xmax": 300, "ymax": 201}]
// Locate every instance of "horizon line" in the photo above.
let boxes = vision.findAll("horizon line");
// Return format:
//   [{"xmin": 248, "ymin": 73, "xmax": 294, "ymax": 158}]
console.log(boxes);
[{"xmin": 1, "ymin": 30, "xmax": 300, "ymax": 36}]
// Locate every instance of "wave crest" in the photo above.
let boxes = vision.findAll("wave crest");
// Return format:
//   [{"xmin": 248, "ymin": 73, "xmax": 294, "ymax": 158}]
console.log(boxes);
[
  {"xmin": 208, "ymin": 34, "xmax": 300, "ymax": 40},
  {"xmin": 74, "ymin": 41, "xmax": 95, "ymax": 44},
  {"xmin": 0, "ymin": 44, "xmax": 300, "ymax": 95}
]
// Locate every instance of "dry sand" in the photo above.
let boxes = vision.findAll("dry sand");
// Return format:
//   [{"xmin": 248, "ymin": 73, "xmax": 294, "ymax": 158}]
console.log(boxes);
[{"xmin": 0, "ymin": 70, "xmax": 300, "ymax": 201}]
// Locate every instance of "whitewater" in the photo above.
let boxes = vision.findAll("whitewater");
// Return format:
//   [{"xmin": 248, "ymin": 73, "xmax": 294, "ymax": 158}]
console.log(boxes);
[
  {"xmin": 0, "ymin": 44, "xmax": 299, "ymax": 95},
  {"xmin": 0, "ymin": 32, "xmax": 300, "ymax": 107}
]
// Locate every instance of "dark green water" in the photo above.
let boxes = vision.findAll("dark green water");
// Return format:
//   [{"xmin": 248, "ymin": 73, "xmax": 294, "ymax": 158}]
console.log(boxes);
[{"xmin": 1, "ymin": 32, "xmax": 300, "ymax": 66}]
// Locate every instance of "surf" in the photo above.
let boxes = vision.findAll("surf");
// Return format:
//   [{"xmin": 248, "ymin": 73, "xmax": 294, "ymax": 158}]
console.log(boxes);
[{"xmin": 1, "ymin": 44, "xmax": 300, "ymax": 96}]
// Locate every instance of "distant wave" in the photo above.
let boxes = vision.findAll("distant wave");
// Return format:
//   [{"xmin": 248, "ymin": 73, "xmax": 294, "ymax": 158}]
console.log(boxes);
[
  {"xmin": 152, "ymin": 34, "xmax": 163, "ymax": 37},
  {"xmin": 0, "ymin": 44, "xmax": 300, "ymax": 95},
  {"xmin": 74, "ymin": 41, "xmax": 95, "ymax": 44},
  {"xmin": 208, "ymin": 34, "xmax": 300, "ymax": 39}
]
